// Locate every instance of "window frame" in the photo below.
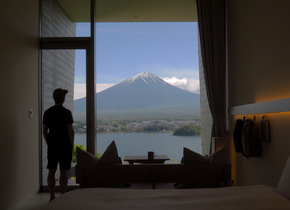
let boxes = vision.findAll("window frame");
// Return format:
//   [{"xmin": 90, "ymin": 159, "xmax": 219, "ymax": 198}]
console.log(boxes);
[{"xmin": 39, "ymin": 0, "xmax": 96, "ymax": 189}]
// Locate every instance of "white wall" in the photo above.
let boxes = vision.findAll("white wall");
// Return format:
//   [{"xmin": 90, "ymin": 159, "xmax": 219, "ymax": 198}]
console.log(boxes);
[
  {"xmin": 0, "ymin": 1, "xmax": 40, "ymax": 209},
  {"xmin": 227, "ymin": 0, "xmax": 290, "ymax": 187}
]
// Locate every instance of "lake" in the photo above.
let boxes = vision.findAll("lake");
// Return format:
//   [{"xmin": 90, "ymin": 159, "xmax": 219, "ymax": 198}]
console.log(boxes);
[{"xmin": 75, "ymin": 133, "xmax": 202, "ymax": 162}]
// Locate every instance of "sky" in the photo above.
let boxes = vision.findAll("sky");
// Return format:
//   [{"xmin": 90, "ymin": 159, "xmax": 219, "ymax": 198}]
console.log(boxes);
[{"xmin": 74, "ymin": 22, "xmax": 199, "ymax": 100}]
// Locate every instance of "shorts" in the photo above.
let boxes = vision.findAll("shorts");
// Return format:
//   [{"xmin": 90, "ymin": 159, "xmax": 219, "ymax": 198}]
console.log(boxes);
[{"xmin": 47, "ymin": 149, "xmax": 72, "ymax": 170}]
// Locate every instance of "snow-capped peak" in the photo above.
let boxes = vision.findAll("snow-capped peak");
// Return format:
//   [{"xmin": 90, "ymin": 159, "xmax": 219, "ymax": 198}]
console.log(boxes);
[{"xmin": 121, "ymin": 72, "xmax": 166, "ymax": 86}]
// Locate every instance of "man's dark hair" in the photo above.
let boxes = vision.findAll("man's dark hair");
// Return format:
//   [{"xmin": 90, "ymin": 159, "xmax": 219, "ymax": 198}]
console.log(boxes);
[{"xmin": 53, "ymin": 88, "xmax": 68, "ymax": 104}]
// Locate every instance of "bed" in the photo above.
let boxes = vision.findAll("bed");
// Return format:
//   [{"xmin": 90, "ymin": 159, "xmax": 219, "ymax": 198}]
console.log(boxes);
[
  {"xmin": 41, "ymin": 143, "xmax": 290, "ymax": 209},
  {"xmin": 41, "ymin": 156, "xmax": 290, "ymax": 210},
  {"xmin": 40, "ymin": 185, "xmax": 290, "ymax": 210}
]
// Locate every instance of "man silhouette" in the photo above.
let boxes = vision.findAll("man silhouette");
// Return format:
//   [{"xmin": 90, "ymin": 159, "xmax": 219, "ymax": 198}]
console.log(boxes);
[{"xmin": 43, "ymin": 88, "xmax": 74, "ymax": 201}]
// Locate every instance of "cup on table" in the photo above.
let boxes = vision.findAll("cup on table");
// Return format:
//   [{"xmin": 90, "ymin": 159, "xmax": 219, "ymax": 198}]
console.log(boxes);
[{"xmin": 148, "ymin": 151, "xmax": 155, "ymax": 160}]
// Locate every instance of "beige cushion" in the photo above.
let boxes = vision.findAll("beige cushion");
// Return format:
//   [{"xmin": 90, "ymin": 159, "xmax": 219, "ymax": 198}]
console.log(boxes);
[
  {"xmin": 206, "ymin": 146, "xmax": 228, "ymax": 164},
  {"xmin": 76, "ymin": 147, "xmax": 99, "ymax": 165},
  {"xmin": 75, "ymin": 147, "xmax": 99, "ymax": 184},
  {"xmin": 97, "ymin": 141, "xmax": 119, "ymax": 165},
  {"xmin": 76, "ymin": 141, "xmax": 122, "ymax": 188},
  {"xmin": 277, "ymin": 156, "xmax": 290, "ymax": 200},
  {"xmin": 76, "ymin": 141, "xmax": 119, "ymax": 165},
  {"xmin": 183, "ymin": 147, "xmax": 209, "ymax": 164},
  {"xmin": 176, "ymin": 147, "xmax": 221, "ymax": 189}
]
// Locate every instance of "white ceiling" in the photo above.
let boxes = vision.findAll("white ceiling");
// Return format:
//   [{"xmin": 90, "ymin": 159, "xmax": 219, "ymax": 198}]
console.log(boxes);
[{"xmin": 58, "ymin": 0, "xmax": 197, "ymax": 22}]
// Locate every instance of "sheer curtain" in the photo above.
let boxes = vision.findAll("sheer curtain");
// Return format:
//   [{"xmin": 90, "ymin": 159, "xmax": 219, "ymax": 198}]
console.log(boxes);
[{"xmin": 196, "ymin": 0, "xmax": 227, "ymax": 154}]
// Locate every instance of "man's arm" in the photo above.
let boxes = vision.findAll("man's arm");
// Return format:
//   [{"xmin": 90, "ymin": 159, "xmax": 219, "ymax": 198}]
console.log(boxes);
[
  {"xmin": 43, "ymin": 124, "xmax": 49, "ymax": 146},
  {"xmin": 68, "ymin": 124, "xmax": 74, "ymax": 150}
]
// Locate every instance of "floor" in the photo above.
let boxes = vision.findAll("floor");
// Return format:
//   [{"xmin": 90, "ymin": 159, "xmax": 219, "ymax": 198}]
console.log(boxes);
[
  {"xmin": 9, "ymin": 183, "xmax": 175, "ymax": 210},
  {"xmin": 9, "ymin": 192, "xmax": 61, "ymax": 210}
]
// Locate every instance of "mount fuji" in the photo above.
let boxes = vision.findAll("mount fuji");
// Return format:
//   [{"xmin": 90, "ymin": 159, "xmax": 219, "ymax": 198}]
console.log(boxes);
[{"xmin": 73, "ymin": 72, "xmax": 200, "ymax": 120}]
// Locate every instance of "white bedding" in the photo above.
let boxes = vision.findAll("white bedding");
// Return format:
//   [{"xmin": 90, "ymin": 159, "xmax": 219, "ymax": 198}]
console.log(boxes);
[{"xmin": 41, "ymin": 185, "xmax": 290, "ymax": 210}]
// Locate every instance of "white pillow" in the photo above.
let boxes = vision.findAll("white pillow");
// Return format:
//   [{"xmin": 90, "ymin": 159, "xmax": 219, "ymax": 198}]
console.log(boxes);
[
  {"xmin": 205, "ymin": 146, "xmax": 228, "ymax": 164},
  {"xmin": 76, "ymin": 141, "xmax": 119, "ymax": 165},
  {"xmin": 277, "ymin": 156, "xmax": 290, "ymax": 200},
  {"xmin": 97, "ymin": 140, "xmax": 119, "ymax": 165},
  {"xmin": 76, "ymin": 147, "xmax": 99, "ymax": 165},
  {"xmin": 183, "ymin": 147, "xmax": 209, "ymax": 164},
  {"xmin": 176, "ymin": 147, "xmax": 218, "ymax": 189},
  {"xmin": 76, "ymin": 141, "xmax": 122, "ymax": 188}
]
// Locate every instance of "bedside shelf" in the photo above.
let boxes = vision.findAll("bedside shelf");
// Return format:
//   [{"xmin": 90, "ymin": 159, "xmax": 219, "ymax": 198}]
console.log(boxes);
[{"xmin": 228, "ymin": 98, "xmax": 290, "ymax": 115}]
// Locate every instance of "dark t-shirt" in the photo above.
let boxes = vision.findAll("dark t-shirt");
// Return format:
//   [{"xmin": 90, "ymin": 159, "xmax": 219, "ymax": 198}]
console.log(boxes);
[{"xmin": 43, "ymin": 106, "xmax": 74, "ymax": 153}]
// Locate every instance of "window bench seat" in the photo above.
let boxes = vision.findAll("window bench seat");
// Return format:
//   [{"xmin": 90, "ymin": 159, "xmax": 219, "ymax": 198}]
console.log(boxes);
[{"xmin": 75, "ymin": 163, "xmax": 231, "ymax": 189}]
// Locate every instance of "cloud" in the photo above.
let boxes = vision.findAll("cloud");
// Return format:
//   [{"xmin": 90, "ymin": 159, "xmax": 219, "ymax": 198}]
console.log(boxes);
[
  {"xmin": 96, "ymin": 83, "xmax": 115, "ymax": 93},
  {"xmin": 74, "ymin": 83, "xmax": 115, "ymax": 100},
  {"xmin": 74, "ymin": 84, "xmax": 86, "ymax": 100},
  {"xmin": 159, "ymin": 68, "xmax": 199, "ymax": 80},
  {"xmin": 162, "ymin": 77, "xmax": 200, "ymax": 94},
  {"xmin": 138, "ymin": 66, "xmax": 199, "ymax": 80}
]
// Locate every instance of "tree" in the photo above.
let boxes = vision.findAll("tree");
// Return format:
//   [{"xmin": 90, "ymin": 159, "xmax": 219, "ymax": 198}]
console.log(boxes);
[
  {"xmin": 173, "ymin": 125, "xmax": 201, "ymax": 136},
  {"xmin": 72, "ymin": 144, "xmax": 86, "ymax": 163}
]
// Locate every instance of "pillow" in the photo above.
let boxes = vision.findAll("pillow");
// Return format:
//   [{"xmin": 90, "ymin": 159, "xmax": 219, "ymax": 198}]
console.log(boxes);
[
  {"xmin": 77, "ymin": 141, "xmax": 123, "ymax": 188},
  {"xmin": 76, "ymin": 147, "xmax": 99, "ymax": 165},
  {"xmin": 205, "ymin": 146, "xmax": 228, "ymax": 164},
  {"xmin": 75, "ymin": 147, "xmax": 99, "ymax": 184},
  {"xmin": 176, "ymin": 147, "xmax": 221, "ymax": 189},
  {"xmin": 277, "ymin": 156, "xmax": 290, "ymax": 200},
  {"xmin": 96, "ymin": 141, "xmax": 123, "ymax": 188},
  {"xmin": 97, "ymin": 141, "xmax": 119, "ymax": 165},
  {"xmin": 183, "ymin": 147, "xmax": 209, "ymax": 164}
]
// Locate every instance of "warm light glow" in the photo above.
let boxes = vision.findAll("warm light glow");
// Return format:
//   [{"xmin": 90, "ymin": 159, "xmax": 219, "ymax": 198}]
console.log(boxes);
[
  {"xmin": 230, "ymin": 141, "xmax": 236, "ymax": 186},
  {"xmin": 230, "ymin": 108, "xmax": 290, "ymax": 186},
  {"xmin": 256, "ymin": 96, "xmax": 290, "ymax": 103},
  {"xmin": 234, "ymin": 111, "xmax": 290, "ymax": 119},
  {"xmin": 279, "ymin": 111, "xmax": 290, "ymax": 115}
]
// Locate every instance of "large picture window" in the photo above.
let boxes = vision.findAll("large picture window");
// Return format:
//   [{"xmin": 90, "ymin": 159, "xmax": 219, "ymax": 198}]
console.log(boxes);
[
  {"xmin": 40, "ymin": 0, "xmax": 208, "ymax": 189},
  {"xmin": 93, "ymin": 22, "xmax": 201, "ymax": 162}
]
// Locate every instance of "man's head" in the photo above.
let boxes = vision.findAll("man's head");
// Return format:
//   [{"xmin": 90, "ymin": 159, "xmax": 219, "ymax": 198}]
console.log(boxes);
[{"xmin": 53, "ymin": 88, "xmax": 68, "ymax": 104}]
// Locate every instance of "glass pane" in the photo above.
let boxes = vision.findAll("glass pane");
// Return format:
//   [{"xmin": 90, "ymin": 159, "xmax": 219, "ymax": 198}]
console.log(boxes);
[
  {"xmin": 94, "ymin": 22, "xmax": 200, "ymax": 163},
  {"xmin": 41, "ymin": 0, "xmax": 90, "ymax": 37},
  {"xmin": 42, "ymin": 49, "xmax": 86, "ymax": 186}
]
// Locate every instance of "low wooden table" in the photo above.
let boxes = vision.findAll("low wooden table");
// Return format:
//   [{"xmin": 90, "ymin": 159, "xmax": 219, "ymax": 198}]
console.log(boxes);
[{"xmin": 124, "ymin": 155, "xmax": 170, "ymax": 164}]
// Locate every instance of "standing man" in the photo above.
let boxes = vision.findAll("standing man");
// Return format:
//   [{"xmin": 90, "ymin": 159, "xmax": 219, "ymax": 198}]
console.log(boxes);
[{"xmin": 43, "ymin": 88, "xmax": 74, "ymax": 202}]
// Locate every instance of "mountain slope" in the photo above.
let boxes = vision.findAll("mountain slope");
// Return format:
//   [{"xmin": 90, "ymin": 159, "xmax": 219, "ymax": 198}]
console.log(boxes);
[{"xmin": 74, "ymin": 72, "xmax": 200, "ymax": 120}]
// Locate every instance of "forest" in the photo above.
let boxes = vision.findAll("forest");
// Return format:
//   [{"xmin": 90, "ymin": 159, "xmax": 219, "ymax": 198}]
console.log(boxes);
[{"xmin": 173, "ymin": 125, "xmax": 201, "ymax": 136}]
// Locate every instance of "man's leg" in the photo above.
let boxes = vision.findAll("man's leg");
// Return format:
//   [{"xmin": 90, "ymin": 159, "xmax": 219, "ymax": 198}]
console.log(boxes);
[
  {"xmin": 59, "ymin": 149, "xmax": 72, "ymax": 194},
  {"xmin": 47, "ymin": 169, "xmax": 57, "ymax": 200},
  {"xmin": 60, "ymin": 170, "xmax": 68, "ymax": 194}
]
